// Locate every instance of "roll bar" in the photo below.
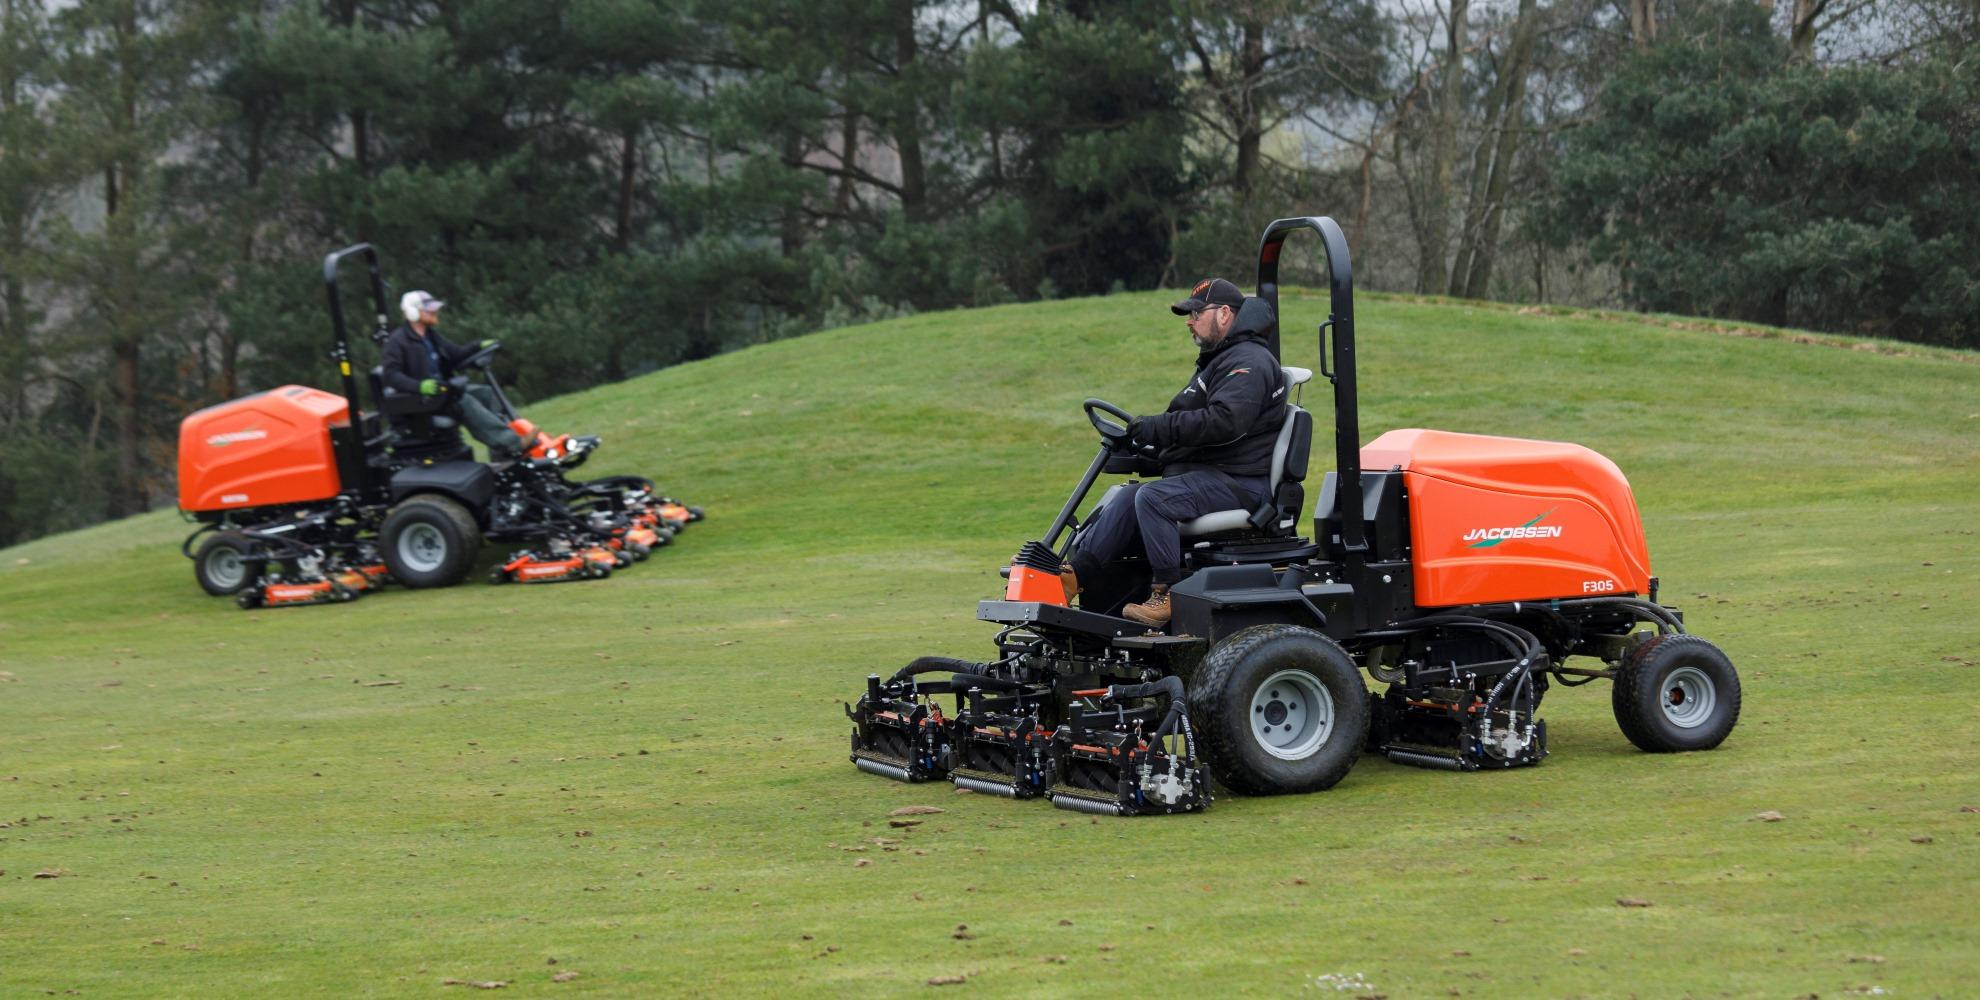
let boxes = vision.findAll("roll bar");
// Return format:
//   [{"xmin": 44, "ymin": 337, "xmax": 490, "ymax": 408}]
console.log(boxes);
[
  {"xmin": 1256, "ymin": 216, "xmax": 1366, "ymax": 556},
  {"xmin": 322, "ymin": 243, "xmax": 393, "ymax": 415}
]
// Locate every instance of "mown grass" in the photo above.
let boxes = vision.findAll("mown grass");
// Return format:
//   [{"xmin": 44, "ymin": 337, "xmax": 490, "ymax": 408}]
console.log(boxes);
[{"xmin": 3, "ymin": 289, "xmax": 1978, "ymax": 998}]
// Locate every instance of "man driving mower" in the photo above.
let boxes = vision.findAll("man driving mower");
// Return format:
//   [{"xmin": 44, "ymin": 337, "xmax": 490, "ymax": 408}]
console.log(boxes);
[
  {"xmin": 379, "ymin": 290, "xmax": 537, "ymax": 460},
  {"xmin": 1059, "ymin": 277, "xmax": 1288, "ymax": 626}
]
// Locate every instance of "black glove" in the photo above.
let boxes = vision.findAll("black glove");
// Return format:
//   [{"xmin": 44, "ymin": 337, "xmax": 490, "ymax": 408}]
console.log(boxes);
[{"xmin": 1125, "ymin": 417, "xmax": 1145, "ymax": 446}]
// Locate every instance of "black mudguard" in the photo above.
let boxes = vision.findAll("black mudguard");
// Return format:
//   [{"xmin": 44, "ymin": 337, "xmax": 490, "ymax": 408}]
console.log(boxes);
[{"xmin": 389, "ymin": 460, "xmax": 496, "ymax": 510}]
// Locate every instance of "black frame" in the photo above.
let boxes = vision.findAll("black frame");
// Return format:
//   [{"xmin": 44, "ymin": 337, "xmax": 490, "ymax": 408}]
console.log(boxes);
[
  {"xmin": 322, "ymin": 243, "xmax": 394, "ymax": 416},
  {"xmin": 1256, "ymin": 216, "xmax": 1366, "ymax": 558}
]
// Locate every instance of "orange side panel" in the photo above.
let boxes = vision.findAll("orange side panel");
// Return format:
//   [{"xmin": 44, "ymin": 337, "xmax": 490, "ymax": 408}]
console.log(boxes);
[
  {"xmin": 177, "ymin": 386, "xmax": 348, "ymax": 512},
  {"xmin": 264, "ymin": 582, "xmax": 333, "ymax": 605},
  {"xmin": 516, "ymin": 558, "xmax": 585, "ymax": 580},
  {"xmin": 1005, "ymin": 566, "xmax": 1067, "ymax": 605},
  {"xmin": 1364, "ymin": 429, "xmax": 1654, "ymax": 607}
]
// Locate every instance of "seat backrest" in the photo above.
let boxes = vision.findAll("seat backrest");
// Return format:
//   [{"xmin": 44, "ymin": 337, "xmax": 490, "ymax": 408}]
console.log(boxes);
[
  {"xmin": 1266, "ymin": 405, "xmax": 1312, "ymax": 531},
  {"xmin": 368, "ymin": 365, "xmax": 466, "ymax": 460}
]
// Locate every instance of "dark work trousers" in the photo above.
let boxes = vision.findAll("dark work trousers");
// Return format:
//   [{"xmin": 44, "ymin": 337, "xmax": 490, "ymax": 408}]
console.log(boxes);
[
  {"xmin": 1069, "ymin": 471, "xmax": 1269, "ymax": 586},
  {"xmin": 452, "ymin": 384, "xmax": 526, "ymax": 456}
]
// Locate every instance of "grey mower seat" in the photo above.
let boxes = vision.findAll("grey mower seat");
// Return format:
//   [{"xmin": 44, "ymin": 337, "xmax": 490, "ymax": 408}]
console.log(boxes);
[
  {"xmin": 1178, "ymin": 364, "xmax": 1314, "ymax": 539},
  {"xmin": 367, "ymin": 366, "xmax": 469, "ymax": 463},
  {"xmin": 368, "ymin": 366, "xmax": 459, "ymax": 430}
]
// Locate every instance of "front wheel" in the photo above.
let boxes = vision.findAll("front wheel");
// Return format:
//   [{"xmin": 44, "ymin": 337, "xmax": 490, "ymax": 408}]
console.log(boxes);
[
  {"xmin": 194, "ymin": 532, "xmax": 256, "ymax": 595},
  {"xmin": 380, "ymin": 495, "xmax": 482, "ymax": 588},
  {"xmin": 1612, "ymin": 634, "xmax": 1741, "ymax": 752},
  {"xmin": 1188, "ymin": 624, "xmax": 1369, "ymax": 795}
]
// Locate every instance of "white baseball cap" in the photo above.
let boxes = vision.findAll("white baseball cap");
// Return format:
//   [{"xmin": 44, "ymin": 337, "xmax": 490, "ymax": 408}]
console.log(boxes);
[{"xmin": 400, "ymin": 290, "xmax": 445, "ymax": 321}]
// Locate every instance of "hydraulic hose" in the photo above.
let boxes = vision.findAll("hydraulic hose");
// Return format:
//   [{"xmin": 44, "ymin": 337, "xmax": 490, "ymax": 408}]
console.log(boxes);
[
  {"xmin": 1456, "ymin": 596, "xmax": 1685, "ymax": 634},
  {"xmin": 179, "ymin": 522, "xmax": 220, "ymax": 559},
  {"xmin": 1362, "ymin": 614, "xmax": 1540, "ymax": 663},
  {"xmin": 1105, "ymin": 676, "xmax": 1194, "ymax": 760},
  {"xmin": 1361, "ymin": 614, "xmax": 1543, "ymax": 740},
  {"xmin": 889, "ymin": 656, "xmax": 984, "ymax": 682},
  {"xmin": 1105, "ymin": 676, "xmax": 1185, "ymax": 703}
]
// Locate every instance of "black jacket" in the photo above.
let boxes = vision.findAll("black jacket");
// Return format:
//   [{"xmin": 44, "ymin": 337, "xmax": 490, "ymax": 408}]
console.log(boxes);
[
  {"xmin": 380, "ymin": 324, "xmax": 476, "ymax": 395},
  {"xmin": 1134, "ymin": 298, "xmax": 1287, "ymax": 478}
]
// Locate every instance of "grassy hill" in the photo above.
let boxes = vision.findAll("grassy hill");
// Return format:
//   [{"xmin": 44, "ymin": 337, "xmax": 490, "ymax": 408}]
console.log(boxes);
[{"xmin": 3, "ymin": 290, "xmax": 1977, "ymax": 997}]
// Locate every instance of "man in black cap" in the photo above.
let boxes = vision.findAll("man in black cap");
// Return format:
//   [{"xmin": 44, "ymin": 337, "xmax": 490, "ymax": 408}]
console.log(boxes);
[{"xmin": 1061, "ymin": 277, "xmax": 1287, "ymax": 626}]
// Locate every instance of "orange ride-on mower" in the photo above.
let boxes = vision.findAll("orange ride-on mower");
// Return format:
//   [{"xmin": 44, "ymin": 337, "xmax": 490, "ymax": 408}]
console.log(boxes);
[
  {"xmin": 846, "ymin": 215, "xmax": 1741, "ymax": 816},
  {"xmin": 177, "ymin": 244, "xmax": 706, "ymax": 603}
]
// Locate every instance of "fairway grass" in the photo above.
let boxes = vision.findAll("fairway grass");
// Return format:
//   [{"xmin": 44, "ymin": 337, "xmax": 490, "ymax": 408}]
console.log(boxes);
[{"xmin": 3, "ymin": 290, "xmax": 1978, "ymax": 998}]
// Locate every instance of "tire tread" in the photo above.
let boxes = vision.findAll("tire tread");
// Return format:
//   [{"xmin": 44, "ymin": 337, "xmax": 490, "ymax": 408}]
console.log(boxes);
[
  {"xmin": 1189, "ymin": 623, "xmax": 1368, "ymax": 795},
  {"xmin": 1612, "ymin": 633, "xmax": 1742, "ymax": 752}
]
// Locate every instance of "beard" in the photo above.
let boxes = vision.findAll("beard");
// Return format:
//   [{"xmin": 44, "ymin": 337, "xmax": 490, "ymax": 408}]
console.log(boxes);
[{"xmin": 1191, "ymin": 322, "xmax": 1227, "ymax": 350}]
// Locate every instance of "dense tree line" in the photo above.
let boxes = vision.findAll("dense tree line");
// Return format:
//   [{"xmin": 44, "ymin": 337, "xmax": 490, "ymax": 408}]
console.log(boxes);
[{"xmin": 0, "ymin": 0, "xmax": 1973, "ymax": 545}]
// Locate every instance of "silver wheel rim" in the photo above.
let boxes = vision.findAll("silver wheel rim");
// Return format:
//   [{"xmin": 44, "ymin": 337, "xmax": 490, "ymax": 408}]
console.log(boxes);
[
  {"xmin": 1250, "ymin": 669, "xmax": 1334, "ymax": 760},
  {"xmin": 1661, "ymin": 665, "xmax": 1717, "ymax": 728},
  {"xmin": 397, "ymin": 523, "xmax": 447, "ymax": 573},
  {"xmin": 206, "ymin": 547, "xmax": 246, "ymax": 590}
]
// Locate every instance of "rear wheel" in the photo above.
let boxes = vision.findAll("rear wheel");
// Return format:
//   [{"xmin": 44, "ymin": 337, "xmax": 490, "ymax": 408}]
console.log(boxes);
[
  {"xmin": 380, "ymin": 495, "xmax": 481, "ymax": 588},
  {"xmin": 1188, "ymin": 624, "xmax": 1369, "ymax": 795},
  {"xmin": 194, "ymin": 532, "xmax": 256, "ymax": 595},
  {"xmin": 1612, "ymin": 634, "xmax": 1741, "ymax": 752}
]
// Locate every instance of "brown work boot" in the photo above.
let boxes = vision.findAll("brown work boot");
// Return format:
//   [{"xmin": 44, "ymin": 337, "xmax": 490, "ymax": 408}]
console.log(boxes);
[
  {"xmin": 1060, "ymin": 566, "xmax": 1081, "ymax": 604},
  {"xmin": 1122, "ymin": 584, "xmax": 1171, "ymax": 627}
]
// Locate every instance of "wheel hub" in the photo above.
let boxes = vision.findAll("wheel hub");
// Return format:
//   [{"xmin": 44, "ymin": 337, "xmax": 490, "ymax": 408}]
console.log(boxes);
[
  {"xmin": 398, "ymin": 523, "xmax": 447, "ymax": 573},
  {"xmin": 207, "ymin": 548, "xmax": 246, "ymax": 589},
  {"xmin": 1249, "ymin": 669, "xmax": 1334, "ymax": 760},
  {"xmin": 1660, "ymin": 665, "xmax": 1717, "ymax": 728}
]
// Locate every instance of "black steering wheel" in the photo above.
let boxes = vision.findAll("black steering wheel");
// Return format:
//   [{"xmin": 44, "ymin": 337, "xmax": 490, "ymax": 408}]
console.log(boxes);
[
  {"xmin": 1083, "ymin": 398, "xmax": 1135, "ymax": 444},
  {"xmin": 458, "ymin": 341, "xmax": 502, "ymax": 370}
]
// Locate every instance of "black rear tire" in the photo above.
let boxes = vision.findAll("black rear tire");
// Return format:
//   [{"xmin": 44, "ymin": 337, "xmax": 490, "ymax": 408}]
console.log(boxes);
[
  {"xmin": 1188, "ymin": 624, "xmax": 1369, "ymax": 795},
  {"xmin": 194, "ymin": 532, "xmax": 256, "ymax": 596},
  {"xmin": 380, "ymin": 495, "xmax": 481, "ymax": 588},
  {"xmin": 1612, "ymin": 634, "xmax": 1741, "ymax": 752}
]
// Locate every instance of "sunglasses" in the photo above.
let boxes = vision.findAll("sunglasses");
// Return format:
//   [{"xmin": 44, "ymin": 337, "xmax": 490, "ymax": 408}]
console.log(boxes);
[{"xmin": 1189, "ymin": 304, "xmax": 1230, "ymax": 320}]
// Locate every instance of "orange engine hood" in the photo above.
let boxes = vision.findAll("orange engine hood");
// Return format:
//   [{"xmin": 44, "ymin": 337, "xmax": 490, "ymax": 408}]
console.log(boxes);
[{"xmin": 1363, "ymin": 428, "xmax": 1654, "ymax": 607}]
